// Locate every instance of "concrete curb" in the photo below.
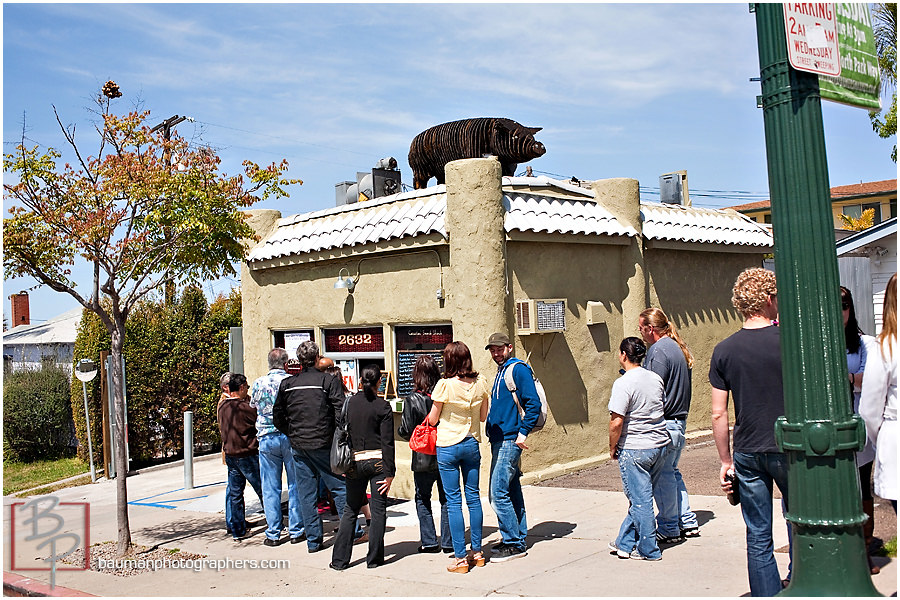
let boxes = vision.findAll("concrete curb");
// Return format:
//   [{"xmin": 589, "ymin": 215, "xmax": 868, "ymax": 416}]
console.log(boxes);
[{"xmin": 3, "ymin": 572, "xmax": 96, "ymax": 597}]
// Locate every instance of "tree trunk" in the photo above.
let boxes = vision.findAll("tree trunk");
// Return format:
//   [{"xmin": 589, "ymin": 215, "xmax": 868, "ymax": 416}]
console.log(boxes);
[{"xmin": 110, "ymin": 324, "xmax": 133, "ymax": 557}]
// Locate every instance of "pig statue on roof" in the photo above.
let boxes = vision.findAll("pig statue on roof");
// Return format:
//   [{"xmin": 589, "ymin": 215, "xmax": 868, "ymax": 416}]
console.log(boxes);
[{"xmin": 408, "ymin": 117, "xmax": 546, "ymax": 189}]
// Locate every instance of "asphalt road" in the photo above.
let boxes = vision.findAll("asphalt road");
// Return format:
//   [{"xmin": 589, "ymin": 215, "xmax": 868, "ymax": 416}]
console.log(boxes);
[{"xmin": 538, "ymin": 433, "xmax": 897, "ymax": 549}]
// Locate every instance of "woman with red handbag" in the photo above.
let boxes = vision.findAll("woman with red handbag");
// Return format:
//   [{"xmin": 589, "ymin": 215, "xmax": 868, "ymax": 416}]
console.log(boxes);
[
  {"xmin": 427, "ymin": 341, "xmax": 490, "ymax": 573},
  {"xmin": 398, "ymin": 355, "xmax": 452, "ymax": 554}
]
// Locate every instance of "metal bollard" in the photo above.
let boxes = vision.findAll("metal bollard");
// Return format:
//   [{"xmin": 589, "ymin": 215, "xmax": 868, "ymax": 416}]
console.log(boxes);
[{"xmin": 184, "ymin": 411, "xmax": 194, "ymax": 490}]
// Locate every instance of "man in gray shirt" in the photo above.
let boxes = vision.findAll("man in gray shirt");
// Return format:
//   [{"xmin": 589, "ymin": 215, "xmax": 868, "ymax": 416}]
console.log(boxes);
[{"xmin": 639, "ymin": 308, "xmax": 699, "ymax": 543}]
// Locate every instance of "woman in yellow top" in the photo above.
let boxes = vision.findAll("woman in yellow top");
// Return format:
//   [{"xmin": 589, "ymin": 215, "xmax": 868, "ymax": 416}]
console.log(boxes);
[{"xmin": 427, "ymin": 341, "xmax": 490, "ymax": 573}]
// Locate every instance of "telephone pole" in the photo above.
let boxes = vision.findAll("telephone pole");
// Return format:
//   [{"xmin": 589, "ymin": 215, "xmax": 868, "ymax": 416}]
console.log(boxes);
[
  {"xmin": 753, "ymin": 4, "xmax": 878, "ymax": 596},
  {"xmin": 150, "ymin": 115, "xmax": 192, "ymax": 305}
]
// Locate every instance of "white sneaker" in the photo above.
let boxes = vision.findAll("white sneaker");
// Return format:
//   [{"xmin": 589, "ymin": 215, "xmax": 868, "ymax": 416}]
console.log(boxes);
[{"xmin": 608, "ymin": 541, "xmax": 629, "ymax": 559}]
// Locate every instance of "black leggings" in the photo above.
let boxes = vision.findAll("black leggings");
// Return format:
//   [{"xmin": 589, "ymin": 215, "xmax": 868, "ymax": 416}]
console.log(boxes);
[
  {"xmin": 858, "ymin": 461, "xmax": 873, "ymax": 502},
  {"xmin": 331, "ymin": 458, "xmax": 388, "ymax": 568}
]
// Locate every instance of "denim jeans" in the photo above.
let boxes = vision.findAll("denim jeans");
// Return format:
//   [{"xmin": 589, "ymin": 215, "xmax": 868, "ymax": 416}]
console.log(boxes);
[
  {"xmin": 614, "ymin": 446, "xmax": 665, "ymax": 560},
  {"xmin": 291, "ymin": 446, "xmax": 352, "ymax": 551},
  {"xmin": 413, "ymin": 470, "xmax": 451, "ymax": 549},
  {"xmin": 259, "ymin": 432, "xmax": 304, "ymax": 541},
  {"xmin": 225, "ymin": 454, "xmax": 265, "ymax": 538},
  {"xmin": 437, "ymin": 436, "xmax": 483, "ymax": 559},
  {"xmin": 331, "ymin": 458, "xmax": 388, "ymax": 568},
  {"xmin": 653, "ymin": 419, "xmax": 698, "ymax": 536},
  {"xmin": 733, "ymin": 451, "xmax": 789, "ymax": 597},
  {"xmin": 489, "ymin": 439, "xmax": 527, "ymax": 550}
]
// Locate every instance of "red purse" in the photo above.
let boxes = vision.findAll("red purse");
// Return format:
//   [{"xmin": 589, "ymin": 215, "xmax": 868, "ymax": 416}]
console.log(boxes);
[{"xmin": 409, "ymin": 417, "xmax": 437, "ymax": 455}]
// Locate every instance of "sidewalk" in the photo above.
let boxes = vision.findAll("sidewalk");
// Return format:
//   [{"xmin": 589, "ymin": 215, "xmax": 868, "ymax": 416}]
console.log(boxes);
[{"xmin": 4, "ymin": 453, "xmax": 896, "ymax": 597}]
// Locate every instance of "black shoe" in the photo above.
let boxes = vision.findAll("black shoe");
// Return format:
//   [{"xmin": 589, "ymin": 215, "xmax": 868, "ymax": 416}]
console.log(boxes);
[
  {"xmin": 308, "ymin": 543, "xmax": 328, "ymax": 553},
  {"xmin": 492, "ymin": 545, "xmax": 527, "ymax": 562},
  {"xmin": 290, "ymin": 535, "xmax": 305, "ymax": 544},
  {"xmin": 263, "ymin": 537, "xmax": 279, "ymax": 547},
  {"xmin": 366, "ymin": 561, "xmax": 383, "ymax": 569},
  {"xmin": 418, "ymin": 545, "xmax": 441, "ymax": 553},
  {"xmin": 442, "ymin": 547, "xmax": 454, "ymax": 554},
  {"xmin": 329, "ymin": 562, "xmax": 348, "ymax": 571},
  {"xmin": 491, "ymin": 542, "xmax": 508, "ymax": 554},
  {"xmin": 655, "ymin": 532, "xmax": 684, "ymax": 544}
]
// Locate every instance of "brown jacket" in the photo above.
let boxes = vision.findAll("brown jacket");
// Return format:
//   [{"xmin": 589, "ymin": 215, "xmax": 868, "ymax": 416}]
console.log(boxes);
[{"xmin": 217, "ymin": 394, "xmax": 259, "ymax": 457}]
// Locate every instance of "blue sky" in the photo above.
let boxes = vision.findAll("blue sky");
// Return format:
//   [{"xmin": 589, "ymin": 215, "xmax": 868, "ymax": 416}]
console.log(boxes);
[{"xmin": 3, "ymin": 3, "xmax": 897, "ymax": 324}]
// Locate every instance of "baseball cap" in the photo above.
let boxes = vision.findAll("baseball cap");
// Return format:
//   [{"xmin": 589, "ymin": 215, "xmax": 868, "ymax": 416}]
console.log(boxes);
[{"xmin": 484, "ymin": 332, "xmax": 511, "ymax": 349}]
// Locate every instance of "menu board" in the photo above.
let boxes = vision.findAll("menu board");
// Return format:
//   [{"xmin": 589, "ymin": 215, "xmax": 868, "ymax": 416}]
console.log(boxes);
[{"xmin": 396, "ymin": 350, "xmax": 444, "ymax": 399}]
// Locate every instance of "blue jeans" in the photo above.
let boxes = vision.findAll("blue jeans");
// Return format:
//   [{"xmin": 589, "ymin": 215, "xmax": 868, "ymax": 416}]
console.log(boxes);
[
  {"xmin": 614, "ymin": 446, "xmax": 665, "ymax": 560},
  {"xmin": 653, "ymin": 419, "xmax": 698, "ymax": 536},
  {"xmin": 259, "ymin": 433, "xmax": 304, "ymax": 541},
  {"xmin": 437, "ymin": 436, "xmax": 483, "ymax": 559},
  {"xmin": 733, "ymin": 451, "xmax": 789, "ymax": 597},
  {"xmin": 225, "ymin": 454, "xmax": 265, "ymax": 538},
  {"xmin": 413, "ymin": 470, "xmax": 451, "ymax": 549},
  {"xmin": 292, "ymin": 446, "xmax": 353, "ymax": 551},
  {"xmin": 489, "ymin": 439, "xmax": 527, "ymax": 550}
]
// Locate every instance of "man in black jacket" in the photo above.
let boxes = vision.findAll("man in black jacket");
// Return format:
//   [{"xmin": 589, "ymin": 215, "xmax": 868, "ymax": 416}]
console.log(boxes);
[{"xmin": 274, "ymin": 341, "xmax": 354, "ymax": 552}]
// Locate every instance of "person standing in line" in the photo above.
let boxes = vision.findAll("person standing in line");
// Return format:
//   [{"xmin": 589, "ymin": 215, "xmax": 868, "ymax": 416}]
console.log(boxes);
[
  {"xmin": 217, "ymin": 371, "xmax": 236, "ymax": 535},
  {"xmin": 860, "ymin": 272, "xmax": 897, "ymax": 513},
  {"xmin": 485, "ymin": 332, "xmax": 541, "ymax": 563},
  {"xmin": 710, "ymin": 267, "xmax": 787, "ymax": 596},
  {"xmin": 638, "ymin": 308, "xmax": 699, "ymax": 542},
  {"xmin": 839, "ymin": 286, "xmax": 880, "ymax": 573},
  {"xmin": 607, "ymin": 337, "xmax": 669, "ymax": 561},
  {"xmin": 428, "ymin": 341, "xmax": 490, "ymax": 573},
  {"xmin": 330, "ymin": 365, "xmax": 395, "ymax": 570},
  {"xmin": 274, "ymin": 341, "xmax": 358, "ymax": 553},
  {"xmin": 251, "ymin": 348, "xmax": 304, "ymax": 546},
  {"xmin": 217, "ymin": 373, "xmax": 266, "ymax": 541},
  {"xmin": 398, "ymin": 354, "xmax": 452, "ymax": 554}
]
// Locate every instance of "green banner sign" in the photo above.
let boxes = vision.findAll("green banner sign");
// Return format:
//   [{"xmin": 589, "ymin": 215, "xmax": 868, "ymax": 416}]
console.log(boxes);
[{"xmin": 819, "ymin": 3, "xmax": 881, "ymax": 110}]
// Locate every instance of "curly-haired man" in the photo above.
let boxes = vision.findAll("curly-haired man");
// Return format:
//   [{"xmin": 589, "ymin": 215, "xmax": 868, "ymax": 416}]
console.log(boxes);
[{"xmin": 710, "ymin": 267, "xmax": 788, "ymax": 596}]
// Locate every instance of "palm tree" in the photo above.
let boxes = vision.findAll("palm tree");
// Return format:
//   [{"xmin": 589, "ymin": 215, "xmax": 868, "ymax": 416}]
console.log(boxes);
[{"xmin": 870, "ymin": 3, "xmax": 897, "ymax": 162}]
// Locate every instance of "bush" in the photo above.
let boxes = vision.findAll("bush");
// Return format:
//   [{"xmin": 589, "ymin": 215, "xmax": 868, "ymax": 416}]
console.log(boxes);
[
  {"xmin": 4, "ymin": 364, "xmax": 75, "ymax": 462},
  {"xmin": 70, "ymin": 286, "xmax": 241, "ymax": 464}
]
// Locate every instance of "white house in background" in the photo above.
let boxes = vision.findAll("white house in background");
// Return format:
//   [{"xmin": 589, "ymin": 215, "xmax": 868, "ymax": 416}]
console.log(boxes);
[
  {"xmin": 837, "ymin": 217, "xmax": 897, "ymax": 335},
  {"xmin": 2, "ymin": 307, "xmax": 82, "ymax": 373}
]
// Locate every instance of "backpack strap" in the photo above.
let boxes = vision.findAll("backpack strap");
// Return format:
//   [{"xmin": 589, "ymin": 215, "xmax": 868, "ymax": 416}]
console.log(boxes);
[{"xmin": 503, "ymin": 359, "xmax": 527, "ymax": 418}]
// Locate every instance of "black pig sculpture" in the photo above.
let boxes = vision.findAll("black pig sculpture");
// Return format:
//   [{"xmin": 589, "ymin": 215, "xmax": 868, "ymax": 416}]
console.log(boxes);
[{"xmin": 408, "ymin": 118, "xmax": 546, "ymax": 189}]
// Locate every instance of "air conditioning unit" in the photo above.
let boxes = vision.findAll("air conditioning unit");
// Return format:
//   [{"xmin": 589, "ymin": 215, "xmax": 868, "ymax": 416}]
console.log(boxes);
[{"xmin": 516, "ymin": 298, "xmax": 567, "ymax": 335}]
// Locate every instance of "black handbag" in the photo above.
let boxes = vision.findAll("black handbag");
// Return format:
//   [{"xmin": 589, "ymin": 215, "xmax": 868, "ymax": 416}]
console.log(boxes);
[{"xmin": 330, "ymin": 398, "xmax": 354, "ymax": 475}]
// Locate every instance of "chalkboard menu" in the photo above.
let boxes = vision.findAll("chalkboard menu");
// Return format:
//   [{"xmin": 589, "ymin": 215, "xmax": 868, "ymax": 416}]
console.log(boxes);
[{"xmin": 396, "ymin": 350, "xmax": 444, "ymax": 398}]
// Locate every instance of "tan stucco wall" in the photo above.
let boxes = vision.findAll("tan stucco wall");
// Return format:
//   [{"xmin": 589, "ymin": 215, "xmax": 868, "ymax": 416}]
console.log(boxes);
[{"xmin": 240, "ymin": 159, "xmax": 767, "ymax": 497}]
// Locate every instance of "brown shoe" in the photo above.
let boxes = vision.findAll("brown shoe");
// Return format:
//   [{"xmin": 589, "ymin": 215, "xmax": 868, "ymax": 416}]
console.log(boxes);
[
  {"xmin": 468, "ymin": 550, "xmax": 485, "ymax": 568},
  {"xmin": 447, "ymin": 556, "xmax": 469, "ymax": 574}
]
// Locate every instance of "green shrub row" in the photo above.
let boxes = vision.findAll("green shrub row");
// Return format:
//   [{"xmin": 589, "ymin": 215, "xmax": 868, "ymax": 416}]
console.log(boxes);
[
  {"xmin": 4, "ymin": 364, "xmax": 76, "ymax": 462},
  {"xmin": 70, "ymin": 286, "xmax": 241, "ymax": 465}
]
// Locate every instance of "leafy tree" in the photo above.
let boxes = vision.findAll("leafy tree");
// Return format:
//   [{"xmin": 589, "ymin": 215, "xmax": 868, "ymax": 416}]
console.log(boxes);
[
  {"xmin": 3, "ymin": 82, "xmax": 300, "ymax": 556},
  {"xmin": 870, "ymin": 3, "xmax": 897, "ymax": 162}
]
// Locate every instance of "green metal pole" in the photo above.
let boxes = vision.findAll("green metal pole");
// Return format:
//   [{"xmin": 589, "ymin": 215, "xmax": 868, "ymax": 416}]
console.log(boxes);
[{"xmin": 753, "ymin": 4, "xmax": 879, "ymax": 596}]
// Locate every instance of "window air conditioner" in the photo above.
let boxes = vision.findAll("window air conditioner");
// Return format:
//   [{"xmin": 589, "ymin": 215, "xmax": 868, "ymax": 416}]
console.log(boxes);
[{"xmin": 515, "ymin": 298, "xmax": 567, "ymax": 335}]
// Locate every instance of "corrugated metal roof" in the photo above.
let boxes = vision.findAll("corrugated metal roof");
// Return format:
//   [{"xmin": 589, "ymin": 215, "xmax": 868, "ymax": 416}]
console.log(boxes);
[
  {"xmin": 641, "ymin": 202, "xmax": 773, "ymax": 247},
  {"xmin": 836, "ymin": 217, "xmax": 897, "ymax": 255},
  {"xmin": 248, "ymin": 179, "xmax": 772, "ymax": 264}
]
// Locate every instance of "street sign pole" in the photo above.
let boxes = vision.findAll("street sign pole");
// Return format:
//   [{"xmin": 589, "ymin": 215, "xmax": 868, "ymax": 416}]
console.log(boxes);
[{"xmin": 753, "ymin": 4, "xmax": 879, "ymax": 596}]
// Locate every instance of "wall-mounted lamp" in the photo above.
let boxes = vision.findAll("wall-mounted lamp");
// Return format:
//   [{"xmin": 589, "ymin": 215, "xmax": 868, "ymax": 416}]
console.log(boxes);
[{"xmin": 334, "ymin": 267, "xmax": 357, "ymax": 291}]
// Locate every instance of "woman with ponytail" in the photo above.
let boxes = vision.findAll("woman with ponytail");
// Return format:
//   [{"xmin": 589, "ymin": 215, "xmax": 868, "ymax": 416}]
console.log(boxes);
[
  {"xmin": 330, "ymin": 364, "xmax": 395, "ymax": 570},
  {"xmin": 638, "ymin": 308, "xmax": 698, "ymax": 541},
  {"xmin": 607, "ymin": 337, "xmax": 669, "ymax": 561}
]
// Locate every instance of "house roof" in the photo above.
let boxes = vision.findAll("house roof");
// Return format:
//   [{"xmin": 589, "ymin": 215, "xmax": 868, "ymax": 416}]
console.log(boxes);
[
  {"xmin": 729, "ymin": 179, "xmax": 897, "ymax": 212},
  {"xmin": 836, "ymin": 217, "xmax": 897, "ymax": 255},
  {"xmin": 247, "ymin": 176, "xmax": 772, "ymax": 266},
  {"xmin": 2, "ymin": 307, "xmax": 82, "ymax": 345}
]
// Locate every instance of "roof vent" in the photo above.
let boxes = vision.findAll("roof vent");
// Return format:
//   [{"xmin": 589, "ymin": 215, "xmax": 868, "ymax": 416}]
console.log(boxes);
[{"xmin": 338, "ymin": 158, "xmax": 402, "ymax": 206}]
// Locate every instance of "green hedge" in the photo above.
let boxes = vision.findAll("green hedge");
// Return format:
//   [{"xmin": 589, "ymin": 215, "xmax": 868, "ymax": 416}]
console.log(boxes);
[
  {"xmin": 5, "ymin": 364, "xmax": 75, "ymax": 462},
  {"xmin": 70, "ymin": 286, "xmax": 241, "ymax": 465}
]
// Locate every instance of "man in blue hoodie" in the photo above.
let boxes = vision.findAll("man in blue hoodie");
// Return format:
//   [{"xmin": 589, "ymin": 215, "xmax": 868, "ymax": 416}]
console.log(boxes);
[{"xmin": 485, "ymin": 332, "xmax": 541, "ymax": 562}]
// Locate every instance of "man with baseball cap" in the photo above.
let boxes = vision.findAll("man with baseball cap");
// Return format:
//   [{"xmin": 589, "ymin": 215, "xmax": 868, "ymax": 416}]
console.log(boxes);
[{"xmin": 484, "ymin": 332, "xmax": 541, "ymax": 562}]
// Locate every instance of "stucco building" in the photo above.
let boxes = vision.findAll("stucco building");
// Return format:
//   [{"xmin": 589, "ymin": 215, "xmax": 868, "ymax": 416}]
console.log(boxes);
[{"xmin": 240, "ymin": 158, "xmax": 772, "ymax": 496}]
